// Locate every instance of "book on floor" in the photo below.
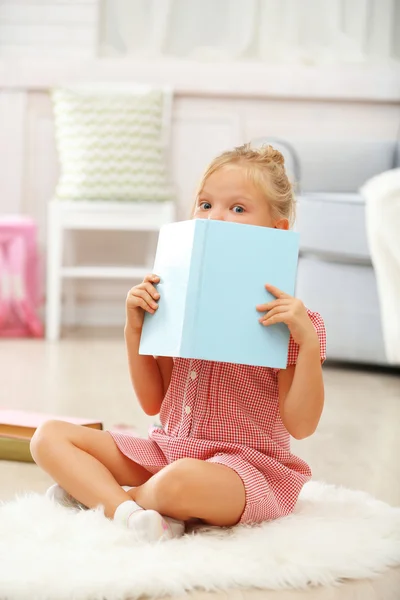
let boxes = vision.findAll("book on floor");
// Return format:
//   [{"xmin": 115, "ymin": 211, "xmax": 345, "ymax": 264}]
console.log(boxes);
[
  {"xmin": 0, "ymin": 409, "xmax": 103, "ymax": 439},
  {"xmin": 0, "ymin": 434, "xmax": 33, "ymax": 463},
  {"xmin": 139, "ymin": 219, "xmax": 299, "ymax": 369}
]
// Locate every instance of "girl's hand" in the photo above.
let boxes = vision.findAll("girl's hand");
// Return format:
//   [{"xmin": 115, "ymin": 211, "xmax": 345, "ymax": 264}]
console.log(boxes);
[
  {"xmin": 126, "ymin": 274, "xmax": 160, "ymax": 334},
  {"xmin": 256, "ymin": 284, "xmax": 318, "ymax": 348}
]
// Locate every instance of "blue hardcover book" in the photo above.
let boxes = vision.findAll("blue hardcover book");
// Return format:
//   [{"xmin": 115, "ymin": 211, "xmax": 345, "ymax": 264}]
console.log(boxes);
[{"xmin": 139, "ymin": 219, "xmax": 299, "ymax": 368}]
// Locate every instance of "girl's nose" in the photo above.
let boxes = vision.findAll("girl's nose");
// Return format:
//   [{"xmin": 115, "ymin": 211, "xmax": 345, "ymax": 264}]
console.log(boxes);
[{"xmin": 207, "ymin": 211, "xmax": 225, "ymax": 221}]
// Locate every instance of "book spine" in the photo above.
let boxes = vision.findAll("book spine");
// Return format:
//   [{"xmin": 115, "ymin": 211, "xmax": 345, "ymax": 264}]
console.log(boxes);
[
  {"xmin": 180, "ymin": 220, "xmax": 209, "ymax": 356},
  {"xmin": 0, "ymin": 437, "xmax": 34, "ymax": 463}
]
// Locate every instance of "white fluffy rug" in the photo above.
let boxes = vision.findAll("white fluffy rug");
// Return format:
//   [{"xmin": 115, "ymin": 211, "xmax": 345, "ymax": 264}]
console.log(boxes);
[{"xmin": 1, "ymin": 481, "xmax": 400, "ymax": 600}]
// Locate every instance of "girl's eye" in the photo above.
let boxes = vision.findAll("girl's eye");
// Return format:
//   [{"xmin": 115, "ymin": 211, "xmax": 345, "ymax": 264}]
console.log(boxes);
[
  {"xmin": 199, "ymin": 202, "xmax": 212, "ymax": 210},
  {"xmin": 232, "ymin": 206, "xmax": 244, "ymax": 214}
]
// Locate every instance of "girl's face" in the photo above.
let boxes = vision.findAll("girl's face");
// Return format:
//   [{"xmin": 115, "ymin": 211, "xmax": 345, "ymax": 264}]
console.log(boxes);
[{"xmin": 193, "ymin": 166, "xmax": 288, "ymax": 230}]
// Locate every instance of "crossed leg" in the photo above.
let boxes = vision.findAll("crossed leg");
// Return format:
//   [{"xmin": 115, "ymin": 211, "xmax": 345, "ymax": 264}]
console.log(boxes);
[{"xmin": 31, "ymin": 421, "xmax": 246, "ymax": 525}]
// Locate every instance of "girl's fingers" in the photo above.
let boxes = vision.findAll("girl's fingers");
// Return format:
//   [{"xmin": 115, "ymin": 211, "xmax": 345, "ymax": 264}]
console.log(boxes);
[
  {"xmin": 142, "ymin": 281, "xmax": 160, "ymax": 301},
  {"xmin": 259, "ymin": 306, "xmax": 290, "ymax": 322},
  {"xmin": 129, "ymin": 289, "xmax": 158, "ymax": 312},
  {"xmin": 256, "ymin": 299, "xmax": 291, "ymax": 312},
  {"xmin": 265, "ymin": 283, "xmax": 291, "ymax": 300},
  {"xmin": 128, "ymin": 296, "xmax": 154, "ymax": 314},
  {"xmin": 259, "ymin": 308, "xmax": 290, "ymax": 326},
  {"xmin": 144, "ymin": 273, "xmax": 160, "ymax": 284},
  {"xmin": 135, "ymin": 289, "xmax": 159, "ymax": 311}
]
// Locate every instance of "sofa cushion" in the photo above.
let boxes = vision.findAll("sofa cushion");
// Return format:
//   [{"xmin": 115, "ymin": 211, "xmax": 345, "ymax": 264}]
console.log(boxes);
[
  {"xmin": 297, "ymin": 257, "xmax": 386, "ymax": 364},
  {"xmin": 296, "ymin": 193, "xmax": 370, "ymax": 259},
  {"xmin": 52, "ymin": 86, "xmax": 174, "ymax": 202},
  {"xmin": 295, "ymin": 140, "xmax": 396, "ymax": 193}
]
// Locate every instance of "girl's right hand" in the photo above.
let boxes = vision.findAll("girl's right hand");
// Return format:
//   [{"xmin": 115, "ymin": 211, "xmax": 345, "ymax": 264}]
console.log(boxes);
[{"xmin": 126, "ymin": 274, "xmax": 160, "ymax": 334}]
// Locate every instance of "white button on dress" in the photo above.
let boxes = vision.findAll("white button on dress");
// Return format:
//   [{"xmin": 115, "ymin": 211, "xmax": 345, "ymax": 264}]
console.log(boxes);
[
  {"xmin": 190, "ymin": 371, "xmax": 197, "ymax": 380},
  {"xmin": 185, "ymin": 405, "xmax": 191, "ymax": 415}
]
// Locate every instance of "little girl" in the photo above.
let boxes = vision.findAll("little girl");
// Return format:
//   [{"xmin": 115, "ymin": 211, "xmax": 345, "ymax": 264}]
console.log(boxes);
[{"xmin": 31, "ymin": 144, "xmax": 326, "ymax": 542}]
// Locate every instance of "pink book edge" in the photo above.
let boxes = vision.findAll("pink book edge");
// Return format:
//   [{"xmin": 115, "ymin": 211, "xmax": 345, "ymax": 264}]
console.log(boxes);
[{"xmin": 0, "ymin": 409, "xmax": 102, "ymax": 428}]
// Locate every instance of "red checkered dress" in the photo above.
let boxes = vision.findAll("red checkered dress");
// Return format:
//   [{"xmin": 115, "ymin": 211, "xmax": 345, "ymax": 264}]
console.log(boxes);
[{"xmin": 110, "ymin": 310, "xmax": 326, "ymax": 524}]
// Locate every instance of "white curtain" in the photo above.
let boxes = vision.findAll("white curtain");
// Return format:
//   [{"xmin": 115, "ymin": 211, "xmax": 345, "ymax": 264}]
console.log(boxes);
[{"xmin": 100, "ymin": 0, "xmax": 400, "ymax": 64}]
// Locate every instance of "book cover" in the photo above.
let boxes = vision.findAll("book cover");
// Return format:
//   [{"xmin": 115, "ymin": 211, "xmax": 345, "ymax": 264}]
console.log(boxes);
[
  {"xmin": 0, "ymin": 409, "xmax": 103, "ymax": 439},
  {"xmin": 139, "ymin": 219, "xmax": 299, "ymax": 369}
]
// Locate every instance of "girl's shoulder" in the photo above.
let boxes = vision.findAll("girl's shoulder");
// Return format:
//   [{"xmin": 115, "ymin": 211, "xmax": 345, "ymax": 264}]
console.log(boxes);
[
  {"xmin": 306, "ymin": 309, "xmax": 325, "ymax": 336},
  {"xmin": 288, "ymin": 309, "xmax": 326, "ymax": 368}
]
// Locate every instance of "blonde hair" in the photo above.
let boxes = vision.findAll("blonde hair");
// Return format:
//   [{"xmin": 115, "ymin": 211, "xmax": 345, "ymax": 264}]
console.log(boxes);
[{"xmin": 195, "ymin": 143, "xmax": 296, "ymax": 226}]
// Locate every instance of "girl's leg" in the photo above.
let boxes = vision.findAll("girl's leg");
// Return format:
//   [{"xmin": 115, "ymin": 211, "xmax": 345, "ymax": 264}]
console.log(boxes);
[
  {"xmin": 129, "ymin": 458, "xmax": 246, "ymax": 527},
  {"xmin": 30, "ymin": 420, "xmax": 152, "ymax": 518}
]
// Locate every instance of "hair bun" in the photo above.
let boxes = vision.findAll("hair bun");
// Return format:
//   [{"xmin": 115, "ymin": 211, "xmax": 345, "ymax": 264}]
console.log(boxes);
[{"xmin": 261, "ymin": 145, "xmax": 285, "ymax": 166}]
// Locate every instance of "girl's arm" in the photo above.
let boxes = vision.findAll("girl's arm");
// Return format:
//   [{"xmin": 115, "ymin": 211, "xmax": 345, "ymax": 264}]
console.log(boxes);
[
  {"xmin": 125, "ymin": 326, "xmax": 173, "ymax": 416},
  {"xmin": 125, "ymin": 273, "xmax": 173, "ymax": 416},
  {"xmin": 257, "ymin": 283, "xmax": 325, "ymax": 440},
  {"xmin": 277, "ymin": 341, "xmax": 324, "ymax": 439}
]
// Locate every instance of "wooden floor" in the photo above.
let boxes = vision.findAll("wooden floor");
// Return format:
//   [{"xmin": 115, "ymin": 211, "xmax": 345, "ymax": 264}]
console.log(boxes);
[{"xmin": 1, "ymin": 328, "xmax": 400, "ymax": 599}]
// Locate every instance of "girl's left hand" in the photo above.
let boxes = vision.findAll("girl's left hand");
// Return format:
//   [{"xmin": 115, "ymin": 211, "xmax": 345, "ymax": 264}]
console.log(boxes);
[{"xmin": 256, "ymin": 283, "xmax": 318, "ymax": 347}]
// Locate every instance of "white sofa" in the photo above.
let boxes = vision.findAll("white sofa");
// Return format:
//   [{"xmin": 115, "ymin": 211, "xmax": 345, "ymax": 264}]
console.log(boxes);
[{"xmin": 254, "ymin": 138, "xmax": 399, "ymax": 365}]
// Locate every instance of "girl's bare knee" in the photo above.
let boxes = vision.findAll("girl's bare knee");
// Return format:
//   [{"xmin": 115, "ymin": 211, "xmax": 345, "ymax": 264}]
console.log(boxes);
[
  {"xmin": 30, "ymin": 420, "xmax": 70, "ymax": 463},
  {"xmin": 147, "ymin": 459, "xmax": 194, "ymax": 514}
]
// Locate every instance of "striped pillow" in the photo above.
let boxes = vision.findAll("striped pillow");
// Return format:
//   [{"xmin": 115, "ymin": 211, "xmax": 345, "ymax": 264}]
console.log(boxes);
[{"xmin": 52, "ymin": 88, "xmax": 173, "ymax": 202}]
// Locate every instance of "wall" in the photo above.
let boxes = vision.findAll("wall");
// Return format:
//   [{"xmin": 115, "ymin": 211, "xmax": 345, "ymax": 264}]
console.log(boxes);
[{"xmin": 0, "ymin": 58, "xmax": 399, "ymax": 326}]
